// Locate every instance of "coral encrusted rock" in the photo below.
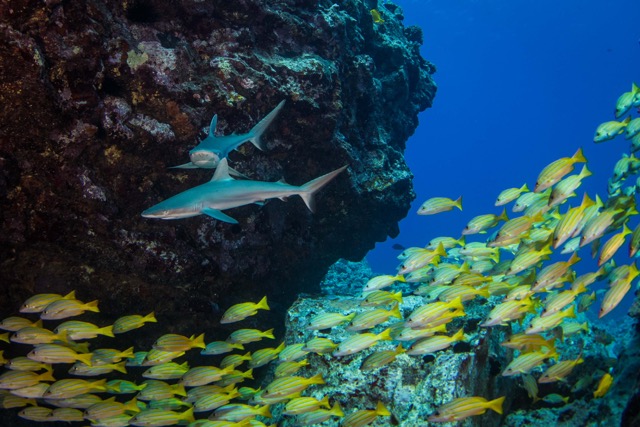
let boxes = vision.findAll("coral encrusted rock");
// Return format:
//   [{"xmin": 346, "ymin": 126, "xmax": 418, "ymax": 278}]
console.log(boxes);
[{"xmin": 0, "ymin": 0, "xmax": 435, "ymax": 321}]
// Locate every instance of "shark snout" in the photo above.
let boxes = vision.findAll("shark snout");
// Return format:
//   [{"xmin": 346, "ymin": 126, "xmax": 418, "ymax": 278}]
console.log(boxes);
[{"xmin": 189, "ymin": 150, "xmax": 220, "ymax": 168}]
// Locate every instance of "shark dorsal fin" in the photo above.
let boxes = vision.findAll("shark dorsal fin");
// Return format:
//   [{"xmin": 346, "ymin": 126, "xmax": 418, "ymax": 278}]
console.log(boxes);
[
  {"xmin": 211, "ymin": 158, "xmax": 234, "ymax": 182},
  {"xmin": 209, "ymin": 114, "xmax": 218, "ymax": 136}
]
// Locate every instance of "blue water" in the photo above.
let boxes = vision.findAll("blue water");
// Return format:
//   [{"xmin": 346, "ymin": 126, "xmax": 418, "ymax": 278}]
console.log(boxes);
[{"xmin": 366, "ymin": 0, "xmax": 640, "ymax": 317}]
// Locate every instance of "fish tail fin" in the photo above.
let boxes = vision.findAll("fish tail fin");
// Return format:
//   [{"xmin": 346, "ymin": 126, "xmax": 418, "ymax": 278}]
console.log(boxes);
[
  {"xmin": 298, "ymin": 165, "xmax": 348, "ymax": 212},
  {"xmin": 449, "ymin": 296, "xmax": 464, "ymax": 312},
  {"xmin": 63, "ymin": 290, "xmax": 76, "ymax": 300},
  {"xmin": 124, "ymin": 398, "xmax": 140, "ymax": 413},
  {"xmin": 572, "ymin": 147, "xmax": 587, "ymax": 163},
  {"xmin": 113, "ymin": 361, "xmax": 127, "ymax": 374},
  {"xmin": 85, "ymin": 300, "xmax": 100, "ymax": 313},
  {"xmin": 96, "ymin": 325, "xmax": 113, "ymax": 338},
  {"xmin": 243, "ymin": 368, "xmax": 254, "ymax": 379},
  {"xmin": 392, "ymin": 291, "xmax": 404, "ymax": 304},
  {"xmin": 39, "ymin": 370, "xmax": 56, "ymax": 382},
  {"xmin": 76, "ymin": 352, "xmax": 93, "ymax": 367},
  {"xmin": 247, "ymin": 100, "xmax": 285, "ymax": 151},
  {"xmin": 320, "ymin": 395, "xmax": 330, "ymax": 408},
  {"xmin": 395, "ymin": 274, "xmax": 406, "ymax": 283},
  {"xmin": 521, "ymin": 183, "xmax": 529, "ymax": 192},
  {"xmin": 259, "ymin": 405, "xmax": 272, "ymax": 418},
  {"xmin": 310, "ymin": 373, "xmax": 325, "ymax": 385},
  {"xmin": 143, "ymin": 312, "xmax": 157, "ymax": 323},
  {"xmin": 121, "ymin": 347, "xmax": 135, "ymax": 359},
  {"xmin": 257, "ymin": 296, "xmax": 270, "ymax": 311},
  {"xmin": 488, "ymin": 396, "xmax": 505, "ymax": 414},
  {"xmin": 263, "ymin": 328, "xmax": 275, "ymax": 339},
  {"xmin": 498, "ymin": 207, "xmax": 509, "ymax": 222},
  {"xmin": 181, "ymin": 407, "xmax": 195, "ymax": 423},
  {"xmin": 452, "ymin": 328, "xmax": 466, "ymax": 342},
  {"xmin": 375, "ymin": 401, "xmax": 391, "ymax": 416},
  {"xmin": 454, "ymin": 196, "xmax": 463, "ymax": 211},
  {"xmin": 330, "ymin": 402, "xmax": 344, "ymax": 417},
  {"xmin": 172, "ymin": 383, "xmax": 187, "ymax": 397},
  {"xmin": 390, "ymin": 303, "xmax": 402, "ymax": 319},
  {"xmin": 377, "ymin": 328, "xmax": 393, "ymax": 342},
  {"xmin": 192, "ymin": 333, "xmax": 206, "ymax": 349},
  {"xmin": 580, "ymin": 164, "xmax": 592, "ymax": 179},
  {"xmin": 623, "ymin": 116, "xmax": 632, "ymax": 126}
]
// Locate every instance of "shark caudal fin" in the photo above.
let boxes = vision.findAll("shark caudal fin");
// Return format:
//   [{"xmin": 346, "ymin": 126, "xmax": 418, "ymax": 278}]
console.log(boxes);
[
  {"xmin": 247, "ymin": 100, "xmax": 285, "ymax": 151},
  {"xmin": 298, "ymin": 165, "xmax": 348, "ymax": 212}
]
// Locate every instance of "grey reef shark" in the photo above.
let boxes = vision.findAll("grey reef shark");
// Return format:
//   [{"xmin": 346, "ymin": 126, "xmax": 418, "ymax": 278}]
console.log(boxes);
[
  {"xmin": 172, "ymin": 100, "xmax": 286, "ymax": 171},
  {"xmin": 142, "ymin": 158, "xmax": 348, "ymax": 224}
]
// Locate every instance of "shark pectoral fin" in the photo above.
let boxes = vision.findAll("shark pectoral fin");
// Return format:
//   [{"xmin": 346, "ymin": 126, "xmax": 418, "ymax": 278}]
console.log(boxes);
[
  {"xmin": 228, "ymin": 166, "xmax": 249, "ymax": 179},
  {"xmin": 202, "ymin": 208, "xmax": 239, "ymax": 224},
  {"xmin": 247, "ymin": 100, "xmax": 285, "ymax": 151},
  {"xmin": 169, "ymin": 162, "xmax": 199, "ymax": 169}
]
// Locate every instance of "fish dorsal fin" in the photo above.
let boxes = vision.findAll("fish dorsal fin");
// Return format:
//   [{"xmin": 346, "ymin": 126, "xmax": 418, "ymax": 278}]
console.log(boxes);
[
  {"xmin": 211, "ymin": 158, "xmax": 234, "ymax": 182},
  {"xmin": 209, "ymin": 114, "xmax": 218, "ymax": 136},
  {"xmin": 278, "ymin": 178, "xmax": 287, "ymax": 184}
]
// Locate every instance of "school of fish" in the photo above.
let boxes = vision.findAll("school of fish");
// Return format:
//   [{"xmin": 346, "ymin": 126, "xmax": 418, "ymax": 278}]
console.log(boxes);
[{"xmin": 1, "ymin": 85, "xmax": 639, "ymax": 426}]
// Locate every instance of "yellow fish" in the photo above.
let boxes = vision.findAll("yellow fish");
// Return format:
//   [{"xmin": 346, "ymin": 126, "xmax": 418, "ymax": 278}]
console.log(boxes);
[
  {"xmin": 19, "ymin": 291, "xmax": 76, "ymax": 313},
  {"xmin": 43, "ymin": 378, "xmax": 107, "ymax": 399},
  {"xmin": 27, "ymin": 344, "xmax": 93, "ymax": 366},
  {"xmin": 262, "ymin": 374, "xmax": 325, "ymax": 399},
  {"xmin": 283, "ymin": 396, "xmax": 330, "ymax": 416},
  {"xmin": 406, "ymin": 328, "xmax": 466, "ymax": 355},
  {"xmin": 370, "ymin": 9, "xmax": 385, "ymax": 24},
  {"xmin": 40, "ymin": 298, "xmax": 99, "ymax": 320},
  {"xmin": 307, "ymin": 313, "xmax": 355, "ymax": 330},
  {"xmin": 333, "ymin": 328, "xmax": 392, "ymax": 357},
  {"xmin": 0, "ymin": 317, "xmax": 42, "ymax": 332},
  {"xmin": 361, "ymin": 345, "xmax": 405, "ymax": 371},
  {"xmin": 594, "ymin": 116, "xmax": 631, "ymax": 142},
  {"xmin": 346, "ymin": 304, "xmax": 402, "ymax": 331},
  {"xmin": 220, "ymin": 296, "xmax": 270, "ymax": 324},
  {"xmin": 297, "ymin": 403, "xmax": 344, "ymax": 426},
  {"xmin": 538, "ymin": 356, "xmax": 583, "ymax": 383},
  {"xmin": 153, "ymin": 333, "xmax": 205, "ymax": 352},
  {"xmin": 342, "ymin": 401, "xmax": 391, "ymax": 427},
  {"xmin": 534, "ymin": 148, "xmax": 587, "ymax": 192},
  {"xmin": 502, "ymin": 350, "xmax": 558, "ymax": 376},
  {"xmin": 405, "ymin": 297, "xmax": 464, "ymax": 328},
  {"xmin": 597, "ymin": 223, "xmax": 632, "ymax": 266},
  {"xmin": 548, "ymin": 165, "xmax": 591, "ymax": 207},
  {"xmin": 525, "ymin": 305, "xmax": 576, "ymax": 335},
  {"xmin": 113, "ymin": 312, "xmax": 157, "ymax": 334},
  {"xmin": 495, "ymin": 183, "xmax": 529, "ymax": 206},
  {"xmin": 593, "ymin": 372, "xmax": 613, "ymax": 398},
  {"xmin": 428, "ymin": 396, "xmax": 504, "ymax": 422},
  {"xmin": 363, "ymin": 274, "xmax": 405, "ymax": 292},
  {"xmin": 129, "ymin": 407, "xmax": 195, "ymax": 426},
  {"xmin": 249, "ymin": 342, "xmax": 285, "ymax": 368},
  {"xmin": 417, "ymin": 196, "xmax": 462, "ymax": 215},
  {"xmin": 615, "ymin": 82, "xmax": 640, "ymax": 117},
  {"xmin": 462, "ymin": 208, "xmax": 509, "ymax": 235},
  {"xmin": 501, "ymin": 333, "xmax": 555, "ymax": 353}
]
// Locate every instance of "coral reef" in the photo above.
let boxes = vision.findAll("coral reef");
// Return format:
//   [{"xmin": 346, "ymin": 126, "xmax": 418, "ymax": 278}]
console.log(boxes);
[{"xmin": 0, "ymin": 0, "xmax": 435, "ymax": 320}]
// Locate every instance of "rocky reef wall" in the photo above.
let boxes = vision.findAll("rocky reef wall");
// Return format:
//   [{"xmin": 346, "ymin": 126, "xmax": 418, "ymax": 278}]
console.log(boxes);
[{"xmin": 0, "ymin": 0, "xmax": 436, "ymax": 320}]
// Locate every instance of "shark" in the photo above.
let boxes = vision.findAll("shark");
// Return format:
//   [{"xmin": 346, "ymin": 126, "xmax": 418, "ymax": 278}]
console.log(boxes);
[
  {"xmin": 172, "ymin": 100, "xmax": 286, "ymax": 170},
  {"xmin": 142, "ymin": 158, "xmax": 347, "ymax": 223}
]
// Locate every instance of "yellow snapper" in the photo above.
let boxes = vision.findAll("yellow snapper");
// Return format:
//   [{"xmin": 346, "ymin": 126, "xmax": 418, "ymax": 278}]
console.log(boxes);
[
  {"xmin": 0, "ymin": 317, "xmax": 42, "ymax": 332},
  {"xmin": 333, "ymin": 328, "xmax": 392, "ymax": 357},
  {"xmin": 541, "ymin": 282, "xmax": 587, "ymax": 317},
  {"xmin": 417, "ymin": 196, "xmax": 462, "ymax": 215},
  {"xmin": 201, "ymin": 341, "xmax": 244, "ymax": 356},
  {"xmin": 593, "ymin": 373, "xmax": 613, "ymax": 398},
  {"xmin": 342, "ymin": 401, "xmax": 391, "ymax": 427},
  {"xmin": 502, "ymin": 350, "xmax": 558, "ymax": 376},
  {"xmin": 54, "ymin": 320, "xmax": 114, "ymax": 340},
  {"xmin": 513, "ymin": 189, "xmax": 551, "ymax": 212},
  {"xmin": 346, "ymin": 304, "xmax": 402, "ymax": 331},
  {"xmin": 522, "ymin": 374, "xmax": 540, "ymax": 403},
  {"xmin": 302, "ymin": 337, "xmax": 338, "ymax": 355},
  {"xmin": 297, "ymin": 402, "xmax": 344, "ymax": 426},
  {"xmin": 496, "ymin": 183, "xmax": 529, "ymax": 206},
  {"xmin": 180, "ymin": 365, "xmax": 235, "ymax": 387},
  {"xmin": 625, "ymin": 117, "xmax": 640, "ymax": 138},
  {"xmin": 278, "ymin": 343, "xmax": 310, "ymax": 362},
  {"xmin": 438, "ymin": 284, "xmax": 490, "ymax": 303},
  {"xmin": 525, "ymin": 305, "xmax": 576, "ymax": 335},
  {"xmin": 594, "ymin": 116, "xmax": 631, "ymax": 142},
  {"xmin": 283, "ymin": 396, "xmax": 330, "ymax": 415},
  {"xmin": 220, "ymin": 352, "xmax": 252, "ymax": 369},
  {"xmin": 4, "ymin": 356, "xmax": 50, "ymax": 372},
  {"xmin": 370, "ymin": 9, "xmax": 384, "ymax": 24},
  {"xmin": 538, "ymin": 356, "xmax": 583, "ymax": 383},
  {"xmin": 152, "ymin": 333, "xmax": 205, "ymax": 352},
  {"xmin": 462, "ymin": 208, "xmax": 509, "ymax": 235},
  {"xmin": 397, "ymin": 243, "xmax": 446, "ymax": 274},
  {"xmin": 211, "ymin": 403, "xmax": 271, "ymax": 422},
  {"xmin": 274, "ymin": 359, "xmax": 309, "ymax": 377},
  {"xmin": 19, "ymin": 290, "xmax": 76, "ymax": 313},
  {"xmin": 227, "ymin": 328, "xmax": 274, "ymax": 344},
  {"xmin": 427, "ymin": 235, "xmax": 466, "ymax": 250},
  {"xmin": 406, "ymin": 328, "xmax": 466, "ymax": 355},
  {"xmin": 112, "ymin": 312, "xmax": 157, "ymax": 334},
  {"xmin": 0, "ymin": 369, "xmax": 55, "ymax": 390},
  {"xmin": 44, "ymin": 378, "xmax": 107, "ymax": 399},
  {"xmin": 18, "ymin": 406, "xmax": 53, "ymax": 422},
  {"xmin": 361, "ymin": 290, "xmax": 403, "ymax": 307},
  {"xmin": 501, "ymin": 333, "xmax": 555, "ymax": 353},
  {"xmin": 599, "ymin": 278, "xmax": 632, "ymax": 318},
  {"xmin": 405, "ymin": 297, "xmax": 464, "ymax": 328},
  {"xmin": 363, "ymin": 274, "xmax": 405, "ymax": 292},
  {"xmin": 598, "ymin": 223, "xmax": 632, "ymax": 266},
  {"xmin": 84, "ymin": 396, "xmax": 140, "ymax": 420},
  {"xmin": 137, "ymin": 380, "xmax": 186, "ymax": 401},
  {"xmin": 50, "ymin": 407, "xmax": 85, "ymax": 422},
  {"xmin": 361, "ymin": 345, "xmax": 405, "ymax": 371},
  {"xmin": 261, "ymin": 373, "xmax": 324, "ymax": 399},
  {"xmin": 249, "ymin": 342, "xmax": 285, "ymax": 368},
  {"xmin": 129, "ymin": 407, "xmax": 195, "ymax": 426},
  {"xmin": 534, "ymin": 148, "xmax": 587, "ymax": 192},
  {"xmin": 142, "ymin": 361, "xmax": 189, "ymax": 380},
  {"xmin": 307, "ymin": 312, "xmax": 355, "ymax": 330},
  {"xmin": 394, "ymin": 324, "xmax": 448, "ymax": 341},
  {"xmin": 428, "ymin": 396, "xmax": 504, "ymax": 423},
  {"xmin": 69, "ymin": 360, "xmax": 127, "ymax": 376},
  {"xmin": 615, "ymin": 82, "xmax": 639, "ymax": 117},
  {"xmin": 27, "ymin": 343, "xmax": 93, "ymax": 366},
  {"xmin": 10, "ymin": 326, "xmax": 68, "ymax": 345},
  {"xmin": 193, "ymin": 388, "xmax": 240, "ymax": 412},
  {"xmin": 548, "ymin": 165, "xmax": 591, "ymax": 207},
  {"xmin": 40, "ymin": 298, "xmax": 99, "ymax": 320},
  {"xmin": 92, "ymin": 347, "xmax": 134, "ymax": 365},
  {"xmin": 480, "ymin": 298, "xmax": 535, "ymax": 327},
  {"xmin": 220, "ymin": 296, "xmax": 270, "ymax": 324}
]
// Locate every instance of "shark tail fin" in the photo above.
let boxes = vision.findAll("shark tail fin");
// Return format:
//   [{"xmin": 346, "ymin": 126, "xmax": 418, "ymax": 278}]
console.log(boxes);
[
  {"xmin": 298, "ymin": 166, "xmax": 348, "ymax": 212},
  {"xmin": 247, "ymin": 100, "xmax": 285, "ymax": 151}
]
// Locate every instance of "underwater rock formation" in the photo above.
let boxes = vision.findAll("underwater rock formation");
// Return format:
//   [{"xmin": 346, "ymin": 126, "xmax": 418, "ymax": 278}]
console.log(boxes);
[{"xmin": 0, "ymin": 1, "xmax": 435, "ymax": 317}]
